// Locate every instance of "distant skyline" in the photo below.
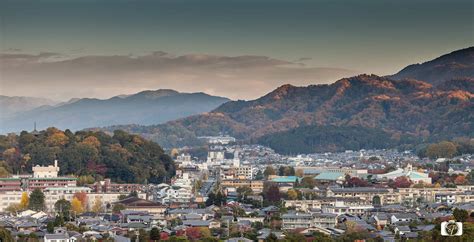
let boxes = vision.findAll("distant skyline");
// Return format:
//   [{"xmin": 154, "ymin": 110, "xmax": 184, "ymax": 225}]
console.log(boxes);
[{"xmin": 0, "ymin": 0, "xmax": 473, "ymax": 100}]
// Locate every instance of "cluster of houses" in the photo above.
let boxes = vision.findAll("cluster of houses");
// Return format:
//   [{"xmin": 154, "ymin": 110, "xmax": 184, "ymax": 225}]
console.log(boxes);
[{"xmin": 0, "ymin": 138, "xmax": 473, "ymax": 241}]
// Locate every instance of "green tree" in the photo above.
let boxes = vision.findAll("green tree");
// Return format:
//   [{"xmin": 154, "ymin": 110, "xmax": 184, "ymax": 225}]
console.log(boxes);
[
  {"xmin": 149, "ymin": 227, "xmax": 160, "ymax": 241},
  {"xmin": 128, "ymin": 190, "xmax": 138, "ymax": 197},
  {"xmin": 284, "ymin": 231, "xmax": 306, "ymax": 242},
  {"xmin": 467, "ymin": 170, "xmax": 474, "ymax": 184},
  {"xmin": 255, "ymin": 170, "xmax": 264, "ymax": 180},
  {"xmin": 453, "ymin": 208, "xmax": 468, "ymax": 222},
  {"xmin": 287, "ymin": 189, "xmax": 298, "ymax": 200},
  {"xmin": 426, "ymin": 141, "xmax": 457, "ymax": 159},
  {"xmin": 112, "ymin": 203, "xmax": 126, "ymax": 213},
  {"xmin": 236, "ymin": 186, "xmax": 253, "ymax": 201},
  {"xmin": 0, "ymin": 227, "xmax": 14, "ymax": 242},
  {"xmin": 28, "ymin": 188, "xmax": 45, "ymax": 211},
  {"xmin": 299, "ymin": 177, "xmax": 316, "ymax": 189},
  {"xmin": 47, "ymin": 221, "xmax": 55, "ymax": 233},
  {"xmin": 372, "ymin": 195, "xmax": 381, "ymax": 207},
  {"xmin": 264, "ymin": 166, "xmax": 276, "ymax": 178},
  {"xmin": 54, "ymin": 199, "xmax": 72, "ymax": 221}
]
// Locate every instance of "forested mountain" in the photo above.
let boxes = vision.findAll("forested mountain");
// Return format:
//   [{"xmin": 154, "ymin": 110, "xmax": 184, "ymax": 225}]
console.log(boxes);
[
  {"xmin": 103, "ymin": 48, "xmax": 474, "ymax": 152},
  {"xmin": 0, "ymin": 128, "xmax": 175, "ymax": 183},
  {"xmin": 390, "ymin": 46, "xmax": 474, "ymax": 85},
  {"xmin": 0, "ymin": 90, "xmax": 229, "ymax": 133}
]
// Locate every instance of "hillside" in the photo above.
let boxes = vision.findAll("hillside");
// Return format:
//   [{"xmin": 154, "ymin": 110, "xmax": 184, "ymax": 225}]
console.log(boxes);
[
  {"xmin": 107, "ymin": 75, "xmax": 473, "ymax": 150},
  {"xmin": 101, "ymin": 48, "xmax": 474, "ymax": 152},
  {"xmin": 390, "ymin": 46, "xmax": 474, "ymax": 85},
  {"xmin": 0, "ymin": 89, "xmax": 229, "ymax": 133},
  {"xmin": 0, "ymin": 128, "xmax": 175, "ymax": 183},
  {"xmin": 0, "ymin": 95, "xmax": 58, "ymax": 119}
]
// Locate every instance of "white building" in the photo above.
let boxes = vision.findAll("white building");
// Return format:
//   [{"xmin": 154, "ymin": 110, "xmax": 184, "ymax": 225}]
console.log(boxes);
[
  {"xmin": 0, "ymin": 187, "xmax": 146, "ymax": 212},
  {"xmin": 32, "ymin": 160, "xmax": 60, "ymax": 178},
  {"xmin": 376, "ymin": 164, "xmax": 432, "ymax": 184},
  {"xmin": 322, "ymin": 200, "xmax": 374, "ymax": 216},
  {"xmin": 153, "ymin": 183, "xmax": 192, "ymax": 204}
]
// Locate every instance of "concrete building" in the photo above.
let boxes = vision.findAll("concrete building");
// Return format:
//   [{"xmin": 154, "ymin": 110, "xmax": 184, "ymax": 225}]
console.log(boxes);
[
  {"xmin": 326, "ymin": 187, "xmax": 398, "ymax": 205},
  {"xmin": 322, "ymin": 200, "xmax": 374, "ymax": 216},
  {"xmin": 221, "ymin": 179, "xmax": 264, "ymax": 193},
  {"xmin": 32, "ymin": 160, "xmax": 60, "ymax": 178},
  {"xmin": 376, "ymin": 164, "xmax": 431, "ymax": 184}
]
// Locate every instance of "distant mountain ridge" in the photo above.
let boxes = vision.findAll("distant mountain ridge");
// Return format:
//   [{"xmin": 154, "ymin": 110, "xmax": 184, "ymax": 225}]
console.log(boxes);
[
  {"xmin": 0, "ymin": 90, "xmax": 229, "ymax": 133},
  {"xmin": 102, "ymin": 47, "xmax": 474, "ymax": 151},
  {"xmin": 0, "ymin": 95, "xmax": 59, "ymax": 119},
  {"xmin": 390, "ymin": 46, "xmax": 474, "ymax": 85}
]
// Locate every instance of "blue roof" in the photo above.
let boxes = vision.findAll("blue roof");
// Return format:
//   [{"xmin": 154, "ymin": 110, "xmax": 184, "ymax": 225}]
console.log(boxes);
[
  {"xmin": 314, "ymin": 172, "xmax": 345, "ymax": 181},
  {"xmin": 271, "ymin": 176, "xmax": 299, "ymax": 183}
]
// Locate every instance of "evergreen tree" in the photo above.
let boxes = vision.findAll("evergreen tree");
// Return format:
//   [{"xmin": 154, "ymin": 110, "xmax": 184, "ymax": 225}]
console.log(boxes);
[
  {"xmin": 54, "ymin": 199, "xmax": 72, "ymax": 221},
  {"xmin": 28, "ymin": 188, "xmax": 45, "ymax": 211},
  {"xmin": 149, "ymin": 227, "xmax": 160, "ymax": 241},
  {"xmin": 453, "ymin": 208, "xmax": 468, "ymax": 222}
]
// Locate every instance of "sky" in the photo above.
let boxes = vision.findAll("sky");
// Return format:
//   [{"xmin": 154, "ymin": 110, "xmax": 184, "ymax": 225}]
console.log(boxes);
[{"xmin": 0, "ymin": 0, "xmax": 473, "ymax": 101}]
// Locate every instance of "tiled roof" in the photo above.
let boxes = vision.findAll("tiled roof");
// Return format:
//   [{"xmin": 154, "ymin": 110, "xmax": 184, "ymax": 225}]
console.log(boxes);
[{"xmin": 314, "ymin": 172, "xmax": 345, "ymax": 181}]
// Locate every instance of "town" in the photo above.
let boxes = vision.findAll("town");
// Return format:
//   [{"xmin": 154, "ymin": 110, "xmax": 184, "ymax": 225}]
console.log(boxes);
[{"xmin": 0, "ymin": 136, "xmax": 473, "ymax": 242}]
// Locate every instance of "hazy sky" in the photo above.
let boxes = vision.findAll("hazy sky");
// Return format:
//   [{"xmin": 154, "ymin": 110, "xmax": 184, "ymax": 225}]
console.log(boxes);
[{"xmin": 0, "ymin": 0, "xmax": 472, "ymax": 100}]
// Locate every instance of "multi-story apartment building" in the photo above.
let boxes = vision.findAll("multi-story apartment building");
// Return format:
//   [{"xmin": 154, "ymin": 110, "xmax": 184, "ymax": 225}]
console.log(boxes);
[
  {"xmin": 1, "ymin": 161, "xmax": 77, "ymax": 192},
  {"xmin": 321, "ymin": 200, "xmax": 374, "ymax": 216},
  {"xmin": 236, "ymin": 165, "xmax": 253, "ymax": 180},
  {"xmin": 0, "ymin": 187, "xmax": 147, "ymax": 212},
  {"xmin": 298, "ymin": 166, "xmax": 368, "ymax": 177},
  {"xmin": 396, "ymin": 186, "xmax": 474, "ymax": 203},
  {"xmin": 153, "ymin": 183, "xmax": 192, "ymax": 204},
  {"xmin": 0, "ymin": 178, "xmax": 22, "ymax": 192},
  {"xmin": 221, "ymin": 179, "xmax": 264, "ymax": 193},
  {"xmin": 313, "ymin": 213, "xmax": 338, "ymax": 228},
  {"xmin": 282, "ymin": 212, "xmax": 338, "ymax": 230},
  {"xmin": 88, "ymin": 179, "xmax": 144, "ymax": 193},
  {"xmin": 285, "ymin": 198, "xmax": 370, "ymax": 211},
  {"xmin": 435, "ymin": 193, "xmax": 456, "ymax": 205},
  {"xmin": 281, "ymin": 212, "xmax": 314, "ymax": 230},
  {"xmin": 27, "ymin": 177, "xmax": 77, "ymax": 191},
  {"xmin": 326, "ymin": 187, "xmax": 398, "ymax": 205}
]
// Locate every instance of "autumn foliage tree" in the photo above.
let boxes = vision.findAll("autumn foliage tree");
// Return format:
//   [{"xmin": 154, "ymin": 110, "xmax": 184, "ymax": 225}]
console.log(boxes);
[
  {"xmin": 425, "ymin": 141, "xmax": 457, "ymax": 159},
  {"xmin": 287, "ymin": 189, "xmax": 298, "ymax": 200},
  {"xmin": 454, "ymin": 175, "xmax": 467, "ymax": 185},
  {"xmin": 388, "ymin": 176, "xmax": 412, "ymax": 188},
  {"xmin": 264, "ymin": 166, "xmax": 276, "ymax": 178},
  {"xmin": 71, "ymin": 197, "xmax": 83, "ymax": 214},
  {"xmin": 344, "ymin": 176, "xmax": 369, "ymax": 187},
  {"xmin": 264, "ymin": 183, "xmax": 281, "ymax": 203},
  {"xmin": 92, "ymin": 197, "xmax": 103, "ymax": 213},
  {"xmin": 73, "ymin": 192, "xmax": 88, "ymax": 211},
  {"xmin": 185, "ymin": 227, "xmax": 202, "ymax": 241},
  {"xmin": 299, "ymin": 177, "xmax": 316, "ymax": 189},
  {"xmin": 20, "ymin": 192, "xmax": 29, "ymax": 209}
]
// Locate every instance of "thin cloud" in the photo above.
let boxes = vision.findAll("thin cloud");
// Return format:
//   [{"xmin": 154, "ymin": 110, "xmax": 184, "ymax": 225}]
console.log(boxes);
[{"xmin": 0, "ymin": 52, "xmax": 357, "ymax": 100}]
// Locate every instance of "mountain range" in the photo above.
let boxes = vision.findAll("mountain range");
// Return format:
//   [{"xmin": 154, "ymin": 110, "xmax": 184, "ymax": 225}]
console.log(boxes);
[
  {"xmin": 0, "ymin": 90, "xmax": 229, "ymax": 133},
  {"xmin": 101, "ymin": 47, "xmax": 474, "ymax": 152}
]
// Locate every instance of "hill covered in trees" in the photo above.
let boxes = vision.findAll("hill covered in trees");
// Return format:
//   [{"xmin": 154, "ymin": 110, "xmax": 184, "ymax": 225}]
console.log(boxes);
[
  {"xmin": 390, "ymin": 47, "xmax": 474, "ymax": 85},
  {"xmin": 0, "ymin": 128, "xmax": 175, "ymax": 183},
  {"xmin": 257, "ymin": 125, "xmax": 397, "ymax": 154},
  {"xmin": 0, "ymin": 89, "xmax": 229, "ymax": 133},
  {"xmin": 100, "ymin": 47, "xmax": 473, "ymax": 153}
]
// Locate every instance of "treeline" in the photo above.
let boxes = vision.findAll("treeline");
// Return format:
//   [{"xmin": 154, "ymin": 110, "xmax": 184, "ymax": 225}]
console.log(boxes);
[
  {"xmin": 257, "ymin": 125, "xmax": 398, "ymax": 154},
  {"xmin": 417, "ymin": 138, "xmax": 474, "ymax": 159},
  {"xmin": 0, "ymin": 128, "xmax": 175, "ymax": 183}
]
